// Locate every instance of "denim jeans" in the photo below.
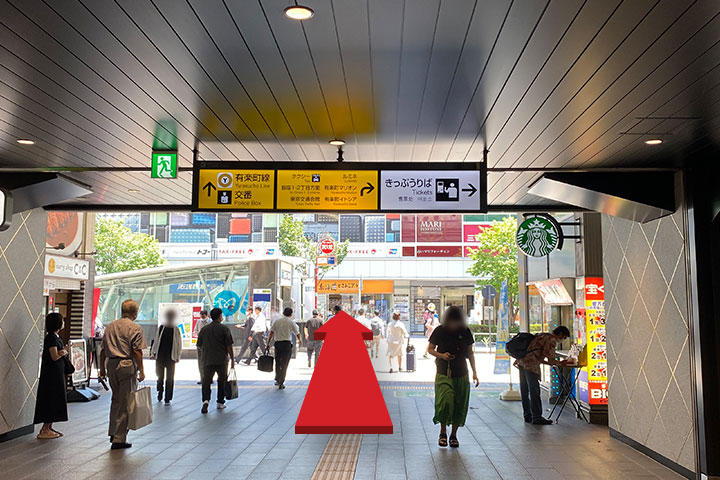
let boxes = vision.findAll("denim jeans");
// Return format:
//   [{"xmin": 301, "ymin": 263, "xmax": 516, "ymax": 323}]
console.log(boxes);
[{"xmin": 518, "ymin": 366, "xmax": 543, "ymax": 421}]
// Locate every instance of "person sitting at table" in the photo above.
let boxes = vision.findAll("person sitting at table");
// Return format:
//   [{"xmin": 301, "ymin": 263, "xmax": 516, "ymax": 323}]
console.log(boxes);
[{"xmin": 513, "ymin": 326, "xmax": 570, "ymax": 425}]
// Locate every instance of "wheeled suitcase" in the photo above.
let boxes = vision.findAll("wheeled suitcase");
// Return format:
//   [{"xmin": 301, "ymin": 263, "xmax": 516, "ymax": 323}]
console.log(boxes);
[{"xmin": 406, "ymin": 338, "xmax": 416, "ymax": 372}]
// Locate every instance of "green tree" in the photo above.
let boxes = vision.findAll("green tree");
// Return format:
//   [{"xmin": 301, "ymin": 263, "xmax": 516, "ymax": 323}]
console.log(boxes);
[
  {"xmin": 466, "ymin": 216, "xmax": 519, "ymax": 317},
  {"xmin": 278, "ymin": 214, "xmax": 348, "ymax": 282},
  {"xmin": 94, "ymin": 217, "xmax": 166, "ymax": 274}
]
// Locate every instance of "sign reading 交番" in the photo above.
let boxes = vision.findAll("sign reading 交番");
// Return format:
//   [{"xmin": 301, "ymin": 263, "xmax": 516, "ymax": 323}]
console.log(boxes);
[
  {"xmin": 196, "ymin": 169, "xmax": 275, "ymax": 210},
  {"xmin": 192, "ymin": 161, "xmax": 487, "ymax": 212}
]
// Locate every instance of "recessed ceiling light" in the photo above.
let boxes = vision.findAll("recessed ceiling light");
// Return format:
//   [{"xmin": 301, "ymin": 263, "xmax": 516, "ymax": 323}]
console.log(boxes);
[
  {"xmin": 644, "ymin": 139, "xmax": 663, "ymax": 145},
  {"xmin": 329, "ymin": 139, "xmax": 345, "ymax": 146},
  {"xmin": 128, "ymin": 188, "xmax": 140, "ymax": 193},
  {"xmin": 284, "ymin": 5, "xmax": 314, "ymax": 20},
  {"xmin": 16, "ymin": 139, "xmax": 34, "ymax": 145}
]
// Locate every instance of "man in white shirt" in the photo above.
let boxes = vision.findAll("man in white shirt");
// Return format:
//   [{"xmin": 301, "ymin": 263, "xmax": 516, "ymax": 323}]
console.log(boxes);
[
  {"xmin": 194, "ymin": 310, "xmax": 211, "ymax": 384},
  {"xmin": 244, "ymin": 306, "xmax": 267, "ymax": 365},
  {"xmin": 356, "ymin": 309, "xmax": 372, "ymax": 353},
  {"xmin": 369, "ymin": 311, "xmax": 385, "ymax": 358},
  {"xmin": 268, "ymin": 307, "xmax": 300, "ymax": 389}
]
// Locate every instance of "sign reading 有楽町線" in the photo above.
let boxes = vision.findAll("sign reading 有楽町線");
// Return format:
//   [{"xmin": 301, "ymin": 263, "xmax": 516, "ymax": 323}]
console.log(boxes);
[
  {"xmin": 516, "ymin": 215, "xmax": 563, "ymax": 257},
  {"xmin": 192, "ymin": 161, "xmax": 487, "ymax": 213}
]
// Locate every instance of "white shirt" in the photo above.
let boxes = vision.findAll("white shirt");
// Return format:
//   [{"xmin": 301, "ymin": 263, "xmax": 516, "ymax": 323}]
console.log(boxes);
[
  {"xmin": 193, "ymin": 317, "xmax": 211, "ymax": 336},
  {"xmin": 252, "ymin": 313, "xmax": 267, "ymax": 333},
  {"xmin": 387, "ymin": 320, "xmax": 408, "ymax": 344},
  {"xmin": 357, "ymin": 315, "xmax": 371, "ymax": 329},
  {"xmin": 270, "ymin": 316, "xmax": 299, "ymax": 342}
]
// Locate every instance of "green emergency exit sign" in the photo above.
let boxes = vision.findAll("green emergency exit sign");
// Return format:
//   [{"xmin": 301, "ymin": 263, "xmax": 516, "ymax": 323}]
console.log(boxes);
[{"xmin": 151, "ymin": 151, "xmax": 177, "ymax": 179}]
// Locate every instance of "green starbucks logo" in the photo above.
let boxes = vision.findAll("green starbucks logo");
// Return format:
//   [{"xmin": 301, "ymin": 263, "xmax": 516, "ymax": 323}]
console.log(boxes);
[{"xmin": 516, "ymin": 216, "xmax": 560, "ymax": 257}]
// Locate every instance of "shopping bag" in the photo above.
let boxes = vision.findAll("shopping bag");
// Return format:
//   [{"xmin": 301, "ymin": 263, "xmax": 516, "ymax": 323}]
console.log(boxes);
[
  {"xmin": 224, "ymin": 368, "xmax": 239, "ymax": 400},
  {"xmin": 128, "ymin": 386, "xmax": 153, "ymax": 430},
  {"xmin": 257, "ymin": 354, "xmax": 274, "ymax": 373}
]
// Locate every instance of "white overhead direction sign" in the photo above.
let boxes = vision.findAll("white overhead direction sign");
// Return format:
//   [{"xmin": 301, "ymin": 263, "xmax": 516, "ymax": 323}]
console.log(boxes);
[{"xmin": 380, "ymin": 170, "xmax": 483, "ymax": 211}]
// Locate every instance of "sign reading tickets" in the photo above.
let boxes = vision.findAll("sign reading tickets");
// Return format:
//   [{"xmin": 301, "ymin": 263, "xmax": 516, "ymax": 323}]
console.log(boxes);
[
  {"xmin": 276, "ymin": 170, "xmax": 378, "ymax": 211},
  {"xmin": 380, "ymin": 170, "xmax": 482, "ymax": 211},
  {"xmin": 196, "ymin": 169, "xmax": 274, "ymax": 210}
]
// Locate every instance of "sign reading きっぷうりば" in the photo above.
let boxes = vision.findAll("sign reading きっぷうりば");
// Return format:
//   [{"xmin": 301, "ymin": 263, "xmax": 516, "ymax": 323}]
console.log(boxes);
[
  {"xmin": 192, "ymin": 161, "xmax": 486, "ymax": 212},
  {"xmin": 380, "ymin": 170, "xmax": 482, "ymax": 211}
]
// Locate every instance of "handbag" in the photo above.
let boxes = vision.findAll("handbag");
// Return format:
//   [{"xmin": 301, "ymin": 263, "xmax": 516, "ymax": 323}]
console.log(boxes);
[
  {"xmin": 63, "ymin": 355, "xmax": 75, "ymax": 375},
  {"xmin": 224, "ymin": 367, "xmax": 239, "ymax": 400},
  {"xmin": 128, "ymin": 386, "xmax": 153, "ymax": 430},
  {"xmin": 257, "ymin": 351, "xmax": 274, "ymax": 373}
]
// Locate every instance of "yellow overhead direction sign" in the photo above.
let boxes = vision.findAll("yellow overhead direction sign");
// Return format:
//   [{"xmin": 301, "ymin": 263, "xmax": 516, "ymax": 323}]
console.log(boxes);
[
  {"xmin": 276, "ymin": 170, "xmax": 378, "ymax": 211},
  {"xmin": 196, "ymin": 169, "xmax": 274, "ymax": 210}
]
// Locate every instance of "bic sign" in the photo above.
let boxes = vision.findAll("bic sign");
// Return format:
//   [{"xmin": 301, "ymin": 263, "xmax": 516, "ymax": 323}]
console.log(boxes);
[
  {"xmin": 151, "ymin": 152, "xmax": 178, "ymax": 178},
  {"xmin": 319, "ymin": 237, "xmax": 335, "ymax": 255}
]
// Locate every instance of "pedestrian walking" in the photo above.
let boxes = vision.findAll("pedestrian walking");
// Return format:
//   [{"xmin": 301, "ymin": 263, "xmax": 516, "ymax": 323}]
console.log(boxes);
[
  {"xmin": 424, "ymin": 314, "xmax": 440, "ymax": 358},
  {"xmin": 34, "ymin": 312, "xmax": 69, "ymax": 439},
  {"xmin": 194, "ymin": 310, "xmax": 210, "ymax": 384},
  {"xmin": 514, "ymin": 326, "xmax": 570, "ymax": 425},
  {"xmin": 267, "ymin": 307, "xmax": 300, "ymax": 389},
  {"xmin": 197, "ymin": 308, "xmax": 235, "ymax": 414},
  {"xmin": 234, "ymin": 307, "xmax": 255, "ymax": 362},
  {"xmin": 99, "ymin": 299, "xmax": 147, "ymax": 450},
  {"xmin": 427, "ymin": 306, "xmax": 479, "ymax": 448},
  {"xmin": 369, "ymin": 311, "xmax": 385, "ymax": 358},
  {"xmin": 304, "ymin": 310, "xmax": 324, "ymax": 368},
  {"xmin": 386, "ymin": 312, "xmax": 408, "ymax": 372},
  {"xmin": 244, "ymin": 306, "xmax": 267, "ymax": 365},
  {"xmin": 149, "ymin": 308, "xmax": 182, "ymax": 405}
]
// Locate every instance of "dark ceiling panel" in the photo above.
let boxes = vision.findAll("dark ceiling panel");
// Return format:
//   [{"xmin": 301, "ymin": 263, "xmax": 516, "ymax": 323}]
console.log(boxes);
[{"xmin": 0, "ymin": 0, "xmax": 717, "ymax": 209}]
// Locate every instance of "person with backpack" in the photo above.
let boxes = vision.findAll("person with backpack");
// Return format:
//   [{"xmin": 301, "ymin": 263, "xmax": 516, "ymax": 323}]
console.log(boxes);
[
  {"xmin": 427, "ymin": 306, "xmax": 479, "ymax": 448},
  {"xmin": 304, "ymin": 310, "xmax": 324, "ymax": 368},
  {"xmin": 512, "ymin": 326, "xmax": 571, "ymax": 425},
  {"xmin": 369, "ymin": 311, "xmax": 385, "ymax": 358}
]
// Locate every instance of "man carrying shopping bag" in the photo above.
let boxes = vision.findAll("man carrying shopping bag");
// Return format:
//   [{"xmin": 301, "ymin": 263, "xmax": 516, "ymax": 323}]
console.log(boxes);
[
  {"xmin": 99, "ymin": 299, "xmax": 147, "ymax": 450},
  {"xmin": 197, "ymin": 308, "xmax": 234, "ymax": 414},
  {"xmin": 128, "ymin": 385, "xmax": 153, "ymax": 430}
]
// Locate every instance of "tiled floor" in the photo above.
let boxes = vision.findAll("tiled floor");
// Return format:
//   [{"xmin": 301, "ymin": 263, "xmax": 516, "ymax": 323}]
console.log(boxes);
[{"xmin": 0, "ymin": 380, "xmax": 684, "ymax": 480}]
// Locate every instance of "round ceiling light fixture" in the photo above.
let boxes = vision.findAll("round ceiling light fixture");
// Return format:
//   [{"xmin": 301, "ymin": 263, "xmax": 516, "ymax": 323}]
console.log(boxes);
[
  {"xmin": 644, "ymin": 139, "xmax": 663, "ymax": 145},
  {"xmin": 284, "ymin": 4, "xmax": 314, "ymax": 20},
  {"xmin": 328, "ymin": 139, "xmax": 345, "ymax": 146},
  {"xmin": 16, "ymin": 139, "xmax": 35, "ymax": 145}
]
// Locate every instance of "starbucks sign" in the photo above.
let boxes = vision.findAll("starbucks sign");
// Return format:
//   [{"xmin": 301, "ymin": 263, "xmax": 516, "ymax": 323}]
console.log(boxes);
[{"xmin": 516, "ymin": 215, "xmax": 562, "ymax": 257}]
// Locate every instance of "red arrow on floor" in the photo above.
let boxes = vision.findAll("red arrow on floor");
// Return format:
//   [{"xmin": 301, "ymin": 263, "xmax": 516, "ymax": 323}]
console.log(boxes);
[{"xmin": 295, "ymin": 311, "xmax": 393, "ymax": 434}]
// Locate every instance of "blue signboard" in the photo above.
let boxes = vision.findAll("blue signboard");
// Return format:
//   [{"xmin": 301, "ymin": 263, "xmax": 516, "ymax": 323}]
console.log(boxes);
[
  {"xmin": 493, "ymin": 280, "xmax": 511, "ymax": 375},
  {"xmin": 214, "ymin": 290, "xmax": 242, "ymax": 316},
  {"xmin": 170, "ymin": 280, "xmax": 223, "ymax": 294}
]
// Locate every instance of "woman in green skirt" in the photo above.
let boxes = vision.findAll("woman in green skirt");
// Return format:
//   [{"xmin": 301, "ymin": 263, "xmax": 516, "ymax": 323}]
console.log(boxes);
[{"xmin": 428, "ymin": 306, "xmax": 479, "ymax": 448}]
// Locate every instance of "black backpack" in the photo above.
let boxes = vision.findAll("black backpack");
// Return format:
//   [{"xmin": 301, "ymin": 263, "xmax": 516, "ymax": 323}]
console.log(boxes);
[{"xmin": 506, "ymin": 332, "xmax": 537, "ymax": 359}]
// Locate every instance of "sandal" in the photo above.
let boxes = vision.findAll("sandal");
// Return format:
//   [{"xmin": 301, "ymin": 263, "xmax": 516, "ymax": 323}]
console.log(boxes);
[
  {"xmin": 50, "ymin": 428, "xmax": 63, "ymax": 437},
  {"xmin": 449, "ymin": 436, "xmax": 459, "ymax": 448},
  {"xmin": 438, "ymin": 433, "xmax": 448, "ymax": 447},
  {"xmin": 37, "ymin": 431, "xmax": 61, "ymax": 440}
]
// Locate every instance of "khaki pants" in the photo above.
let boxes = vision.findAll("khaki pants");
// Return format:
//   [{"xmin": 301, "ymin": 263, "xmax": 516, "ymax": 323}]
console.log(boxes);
[
  {"xmin": 107, "ymin": 358, "xmax": 137, "ymax": 443},
  {"xmin": 371, "ymin": 335, "xmax": 382, "ymax": 357}
]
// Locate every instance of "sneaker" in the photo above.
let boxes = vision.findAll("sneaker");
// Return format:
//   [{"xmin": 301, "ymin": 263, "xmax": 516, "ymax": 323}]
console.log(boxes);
[
  {"xmin": 531, "ymin": 417, "xmax": 553, "ymax": 425},
  {"xmin": 201, "ymin": 401, "xmax": 209, "ymax": 414},
  {"xmin": 164, "ymin": 401, "xmax": 171, "ymax": 406},
  {"xmin": 110, "ymin": 442, "xmax": 132, "ymax": 450},
  {"xmin": 278, "ymin": 384, "xmax": 285, "ymax": 390},
  {"xmin": 217, "ymin": 402, "xmax": 227, "ymax": 410}
]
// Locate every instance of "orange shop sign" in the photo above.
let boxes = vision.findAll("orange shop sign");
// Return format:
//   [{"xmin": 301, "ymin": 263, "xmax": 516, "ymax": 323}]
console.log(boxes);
[{"xmin": 317, "ymin": 279, "xmax": 394, "ymax": 294}]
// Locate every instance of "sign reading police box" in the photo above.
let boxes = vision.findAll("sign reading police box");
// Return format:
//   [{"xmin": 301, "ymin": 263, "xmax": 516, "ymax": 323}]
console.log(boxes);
[
  {"xmin": 192, "ymin": 161, "xmax": 486, "ymax": 213},
  {"xmin": 380, "ymin": 170, "xmax": 483, "ymax": 211}
]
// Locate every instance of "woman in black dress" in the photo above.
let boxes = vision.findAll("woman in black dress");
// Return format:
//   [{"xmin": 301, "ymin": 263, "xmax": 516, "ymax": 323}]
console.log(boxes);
[{"xmin": 34, "ymin": 312, "xmax": 69, "ymax": 439}]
